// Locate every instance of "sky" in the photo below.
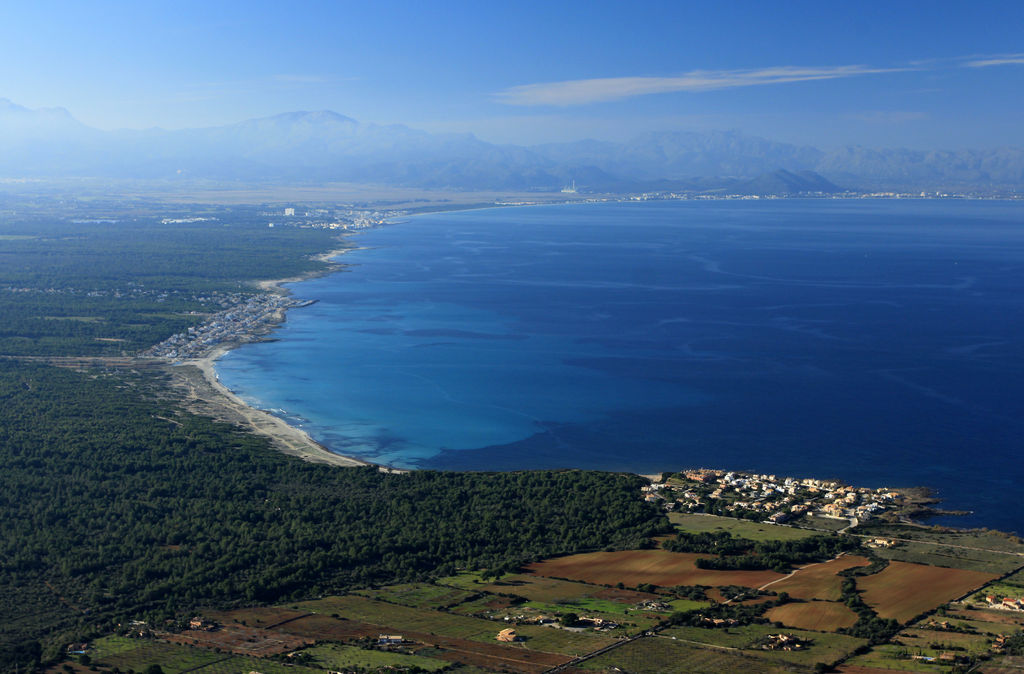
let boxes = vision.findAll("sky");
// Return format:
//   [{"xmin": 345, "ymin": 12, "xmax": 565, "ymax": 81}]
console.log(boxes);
[{"xmin": 2, "ymin": 0, "xmax": 1023, "ymax": 149}]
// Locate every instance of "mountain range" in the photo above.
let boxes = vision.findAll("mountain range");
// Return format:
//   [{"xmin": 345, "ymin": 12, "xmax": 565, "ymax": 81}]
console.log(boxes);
[{"xmin": 1, "ymin": 98, "xmax": 1021, "ymax": 193}]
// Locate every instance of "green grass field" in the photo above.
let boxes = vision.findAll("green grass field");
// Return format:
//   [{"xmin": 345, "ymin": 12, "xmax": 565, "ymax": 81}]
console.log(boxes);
[
  {"xmin": 669, "ymin": 513, "xmax": 820, "ymax": 541},
  {"xmin": 844, "ymin": 643, "xmax": 958, "ymax": 672},
  {"xmin": 88, "ymin": 636, "xmax": 144, "ymax": 659},
  {"xmin": 300, "ymin": 643, "xmax": 449, "ymax": 671},
  {"xmin": 669, "ymin": 598, "xmax": 712, "ymax": 613}
]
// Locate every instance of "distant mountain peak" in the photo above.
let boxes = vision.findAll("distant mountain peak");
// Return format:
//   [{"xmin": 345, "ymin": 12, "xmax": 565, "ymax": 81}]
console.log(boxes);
[
  {"xmin": 0, "ymin": 97, "xmax": 1019, "ymax": 190},
  {"xmin": 260, "ymin": 110, "xmax": 359, "ymax": 125}
]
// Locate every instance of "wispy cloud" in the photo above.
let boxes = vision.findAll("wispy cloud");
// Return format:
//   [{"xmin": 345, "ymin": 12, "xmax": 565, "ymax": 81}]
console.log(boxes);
[
  {"xmin": 849, "ymin": 111, "xmax": 928, "ymax": 124},
  {"xmin": 964, "ymin": 53, "xmax": 1024, "ymax": 68},
  {"xmin": 273, "ymin": 74, "xmax": 329, "ymax": 83},
  {"xmin": 495, "ymin": 65, "xmax": 908, "ymax": 106}
]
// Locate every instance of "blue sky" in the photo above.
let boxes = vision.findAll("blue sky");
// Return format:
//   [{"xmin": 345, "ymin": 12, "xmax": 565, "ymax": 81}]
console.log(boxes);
[{"xmin": 2, "ymin": 0, "xmax": 1022, "ymax": 148}]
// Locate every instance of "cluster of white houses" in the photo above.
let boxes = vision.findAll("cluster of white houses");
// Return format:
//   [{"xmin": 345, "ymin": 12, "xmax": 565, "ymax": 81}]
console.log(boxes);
[
  {"xmin": 144, "ymin": 294, "xmax": 314, "ymax": 360},
  {"xmin": 266, "ymin": 207, "xmax": 404, "ymax": 230},
  {"xmin": 644, "ymin": 468, "xmax": 903, "ymax": 525}
]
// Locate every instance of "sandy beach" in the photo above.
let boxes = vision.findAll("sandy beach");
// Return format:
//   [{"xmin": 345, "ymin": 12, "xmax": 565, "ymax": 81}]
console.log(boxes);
[{"xmin": 163, "ymin": 243, "xmax": 371, "ymax": 468}]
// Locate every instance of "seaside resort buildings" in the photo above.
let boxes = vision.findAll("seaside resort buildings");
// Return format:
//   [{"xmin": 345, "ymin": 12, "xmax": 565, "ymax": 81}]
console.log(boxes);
[{"xmin": 643, "ymin": 468, "xmax": 903, "ymax": 527}]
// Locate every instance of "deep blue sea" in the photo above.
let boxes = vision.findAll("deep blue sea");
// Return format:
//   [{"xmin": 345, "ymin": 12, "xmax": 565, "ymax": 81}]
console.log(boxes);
[{"xmin": 216, "ymin": 200, "xmax": 1024, "ymax": 532}]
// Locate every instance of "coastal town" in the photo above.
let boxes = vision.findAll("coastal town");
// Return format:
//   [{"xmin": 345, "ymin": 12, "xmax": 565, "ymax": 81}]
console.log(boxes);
[
  {"xmin": 644, "ymin": 468, "xmax": 908, "ymax": 528},
  {"xmin": 143, "ymin": 293, "xmax": 315, "ymax": 360},
  {"xmin": 262, "ymin": 206, "xmax": 405, "ymax": 230}
]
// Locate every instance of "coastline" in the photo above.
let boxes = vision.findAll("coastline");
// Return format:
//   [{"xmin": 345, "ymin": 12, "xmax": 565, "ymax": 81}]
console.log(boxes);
[{"xmin": 164, "ymin": 241, "xmax": 372, "ymax": 468}]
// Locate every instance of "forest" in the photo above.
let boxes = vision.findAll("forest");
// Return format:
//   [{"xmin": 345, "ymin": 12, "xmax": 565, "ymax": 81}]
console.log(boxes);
[
  {"xmin": 0, "ymin": 205, "xmax": 339, "ymax": 355},
  {"xmin": 0, "ymin": 360, "xmax": 666, "ymax": 669}
]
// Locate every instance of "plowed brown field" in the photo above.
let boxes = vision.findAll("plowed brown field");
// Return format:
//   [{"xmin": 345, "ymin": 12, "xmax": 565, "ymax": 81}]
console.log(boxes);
[
  {"xmin": 766, "ymin": 555, "xmax": 871, "ymax": 600},
  {"xmin": 764, "ymin": 601, "xmax": 860, "ymax": 631},
  {"xmin": 525, "ymin": 550, "xmax": 785, "ymax": 588},
  {"xmin": 858, "ymin": 561, "xmax": 998, "ymax": 623}
]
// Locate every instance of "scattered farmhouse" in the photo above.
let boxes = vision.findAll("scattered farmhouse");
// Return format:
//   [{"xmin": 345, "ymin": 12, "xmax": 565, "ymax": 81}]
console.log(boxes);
[{"xmin": 496, "ymin": 628, "xmax": 522, "ymax": 642}]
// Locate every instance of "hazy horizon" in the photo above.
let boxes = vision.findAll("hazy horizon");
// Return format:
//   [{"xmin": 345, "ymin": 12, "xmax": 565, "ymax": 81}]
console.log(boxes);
[{"xmin": 2, "ymin": 0, "xmax": 1023, "ymax": 150}]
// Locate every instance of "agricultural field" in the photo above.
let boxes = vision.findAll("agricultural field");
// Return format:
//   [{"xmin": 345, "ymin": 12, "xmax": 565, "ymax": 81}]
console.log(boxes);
[
  {"xmin": 669, "ymin": 512, "xmax": 821, "ymax": 541},
  {"xmin": 295, "ymin": 594, "xmax": 617, "ymax": 658},
  {"xmin": 508, "ymin": 599, "xmax": 663, "ymax": 631},
  {"xmin": 767, "ymin": 555, "xmax": 872, "ymax": 600},
  {"xmin": 661, "ymin": 624, "xmax": 868, "ymax": 668},
  {"xmin": 502, "ymin": 624, "xmax": 618, "ymax": 657},
  {"xmin": 857, "ymin": 525, "xmax": 1024, "ymax": 554},
  {"xmin": 439, "ymin": 571, "xmax": 603, "ymax": 602},
  {"xmin": 298, "ymin": 643, "xmax": 449, "ymax": 671},
  {"xmin": 164, "ymin": 655, "xmax": 322, "ymax": 674},
  {"xmin": 578, "ymin": 636, "xmax": 799, "ymax": 673},
  {"xmin": 870, "ymin": 540, "xmax": 1024, "ymax": 574},
  {"xmin": 82, "ymin": 636, "xmax": 325, "ymax": 674},
  {"xmin": 269, "ymin": 613, "xmax": 383, "ymax": 641},
  {"xmin": 296, "ymin": 595, "xmax": 509, "ymax": 641},
  {"xmin": 764, "ymin": 600, "xmax": 861, "ymax": 632},
  {"xmin": 525, "ymin": 549, "xmax": 786, "ymax": 588},
  {"xmin": 858, "ymin": 561, "xmax": 999, "ymax": 623},
  {"xmin": 278, "ymin": 614, "xmax": 568, "ymax": 672},
  {"xmin": 855, "ymin": 525, "xmax": 1024, "ymax": 574},
  {"xmin": 63, "ymin": 536, "xmax": 1021, "ymax": 674},
  {"xmin": 967, "ymin": 567, "xmax": 1024, "ymax": 604},
  {"xmin": 214, "ymin": 605, "xmax": 572, "ymax": 673},
  {"xmin": 352, "ymin": 582, "xmax": 481, "ymax": 610},
  {"xmin": 897, "ymin": 627, "xmax": 993, "ymax": 655},
  {"xmin": 949, "ymin": 606, "xmax": 1024, "ymax": 629},
  {"xmin": 838, "ymin": 616, "xmax": 1016, "ymax": 674},
  {"xmin": 207, "ymin": 606, "xmax": 310, "ymax": 629},
  {"xmin": 842, "ymin": 643, "xmax": 957, "ymax": 672},
  {"xmin": 161, "ymin": 622, "xmax": 313, "ymax": 656},
  {"xmin": 447, "ymin": 593, "xmax": 522, "ymax": 617}
]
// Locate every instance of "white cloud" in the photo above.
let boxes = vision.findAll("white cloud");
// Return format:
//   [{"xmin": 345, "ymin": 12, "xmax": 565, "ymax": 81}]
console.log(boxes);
[
  {"xmin": 494, "ymin": 65, "xmax": 908, "ymax": 106},
  {"xmin": 964, "ymin": 54, "xmax": 1024, "ymax": 68}
]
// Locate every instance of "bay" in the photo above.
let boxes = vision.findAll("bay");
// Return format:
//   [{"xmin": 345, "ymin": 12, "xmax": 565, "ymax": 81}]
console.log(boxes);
[{"xmin": 216, "ymin": 199, "xmax": 1024, "ymax": 532}]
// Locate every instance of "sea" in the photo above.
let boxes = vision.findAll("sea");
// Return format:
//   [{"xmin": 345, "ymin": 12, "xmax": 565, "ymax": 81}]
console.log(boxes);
[{"xmin": 215, "ymin": 199, "xmax": 1024, "ymax": 532}]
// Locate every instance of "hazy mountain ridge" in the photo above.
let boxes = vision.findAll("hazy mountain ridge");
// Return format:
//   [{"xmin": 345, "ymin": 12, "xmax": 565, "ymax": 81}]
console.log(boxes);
[{"xmin": 0, "ymin": 99, "xmax": 1020, "ymax": 191}]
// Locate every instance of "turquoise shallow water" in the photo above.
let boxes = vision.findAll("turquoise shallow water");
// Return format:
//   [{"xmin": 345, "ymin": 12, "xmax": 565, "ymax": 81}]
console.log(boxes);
[{"xmin": 216, "ymin": 199, "xmax": 1024, "ymax": 532}]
